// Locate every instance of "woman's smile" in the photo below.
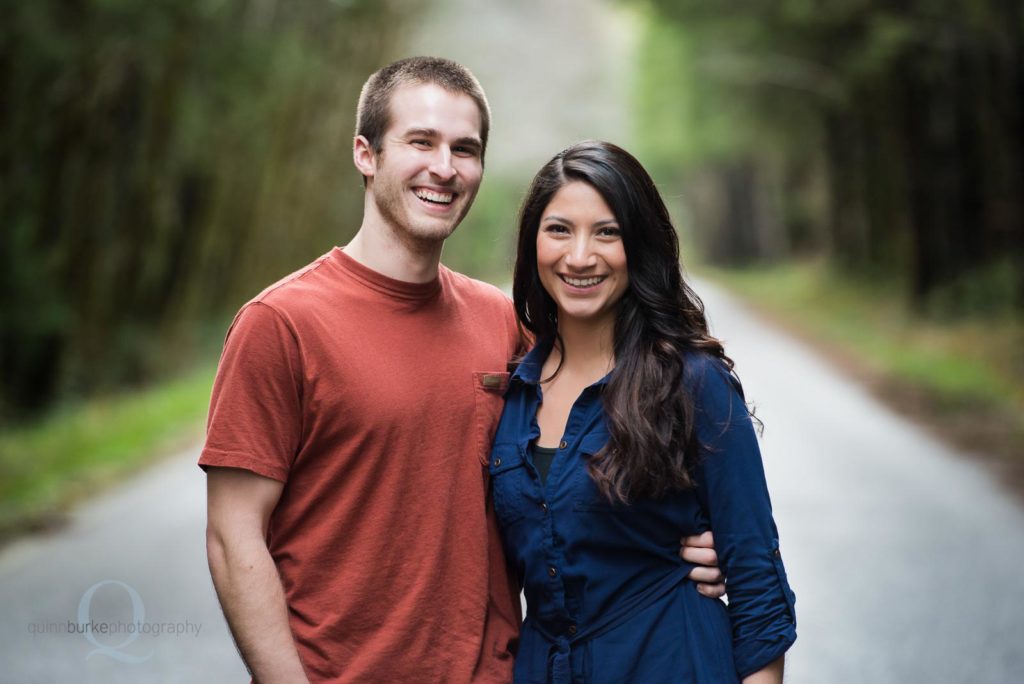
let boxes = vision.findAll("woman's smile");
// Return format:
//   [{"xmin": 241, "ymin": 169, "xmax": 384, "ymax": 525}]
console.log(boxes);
[{"xmin": 536, "ymin": 181, "xmax": 628, "ymax": 325}]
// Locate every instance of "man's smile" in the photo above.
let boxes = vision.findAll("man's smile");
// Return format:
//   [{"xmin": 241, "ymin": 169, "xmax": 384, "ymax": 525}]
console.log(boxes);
[{"xmin": 413, "ymin": 187, "xmax": 455, "ymax": 205}]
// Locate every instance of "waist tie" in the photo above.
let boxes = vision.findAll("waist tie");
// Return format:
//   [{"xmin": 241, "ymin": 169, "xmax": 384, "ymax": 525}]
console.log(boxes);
[{"xmin": 528, "ymin": 564, "xmax": 694, "ymax": 684}]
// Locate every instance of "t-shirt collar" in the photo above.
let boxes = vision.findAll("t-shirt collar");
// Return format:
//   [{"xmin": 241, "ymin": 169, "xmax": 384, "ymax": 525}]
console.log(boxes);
[{"xmin": 331, "ymin": 247, "xmax": 442, "ymax": 301}]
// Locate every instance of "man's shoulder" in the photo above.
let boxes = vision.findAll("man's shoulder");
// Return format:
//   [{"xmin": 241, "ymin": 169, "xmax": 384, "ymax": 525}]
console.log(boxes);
[
  {"xmin": 222, "ymin": 251, "xmax": 344, "ymax": 340},
  {"xmin": 251, "ymin": 251, "xmax": 337, "ymax": 307},
  {"xmin": 441, "ymin": 267, "xmax": 513, "ymax": 310}
]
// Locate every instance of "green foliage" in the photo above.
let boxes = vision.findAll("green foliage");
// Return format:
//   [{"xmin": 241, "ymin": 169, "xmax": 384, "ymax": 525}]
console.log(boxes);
[
  {"xmin": 442, "ymin": 176, "xmax": 526, "ymax": 282},
  {"xmin": 0, "ymin": 0, "xmax": 412, "ymax": 420},
  {"xmin": 923, "ymin": 258, "xmax": 1022, "ymax": 320},
  {"xmin": 0, "ymin": 364, "xmax": 215, "ymax": 540},
  {"xmin": 632, "ymin": 19, "xmax": 696, "ymax": 169},
  {"xmin": 627, "ymin": 0, "xmax": 1023, "ymax": 314},
  {"xmin": 706, "ymin": 260, "xmax": 1024, "ymax": 414}
]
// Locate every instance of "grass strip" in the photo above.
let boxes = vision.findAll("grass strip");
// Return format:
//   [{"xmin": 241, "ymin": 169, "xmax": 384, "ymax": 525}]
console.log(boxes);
[
  {"xmin": 701, "ymin": 260, "xmax": 1024, "ymax": 459},
  {"xmin": 0, "ymin": 365, "xmax": 215, "ymax": 541}
]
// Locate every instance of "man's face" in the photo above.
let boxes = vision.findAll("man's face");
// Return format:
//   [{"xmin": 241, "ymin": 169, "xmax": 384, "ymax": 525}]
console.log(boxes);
[{"xmin": 366, "ymin": 83, "xmax": 484, "ymax": 244}]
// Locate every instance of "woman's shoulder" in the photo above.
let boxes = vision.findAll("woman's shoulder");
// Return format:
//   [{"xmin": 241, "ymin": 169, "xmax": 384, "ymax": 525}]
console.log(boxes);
[
  {"xmin": 681, "ymin": 348, "xmax": 731, "ymax": 381},
  {"xmin": 681, "ymin": 348, "xmax": 745, "ymax": 403}
]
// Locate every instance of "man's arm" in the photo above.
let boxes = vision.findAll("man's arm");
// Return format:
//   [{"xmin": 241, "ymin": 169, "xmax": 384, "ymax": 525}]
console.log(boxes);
[
  {"xmin": 206, "ymin": 466, "xmax": 309, "ymax": 684},
  {"xmin": 680, "ymin": 530, "xmax": 726, "ymax": 598}
]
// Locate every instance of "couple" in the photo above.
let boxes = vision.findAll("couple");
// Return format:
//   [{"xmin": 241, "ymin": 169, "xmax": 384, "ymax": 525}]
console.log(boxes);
[{"xmin": 201, "ymin": 57, "xmax": 796, "ymax": 683}]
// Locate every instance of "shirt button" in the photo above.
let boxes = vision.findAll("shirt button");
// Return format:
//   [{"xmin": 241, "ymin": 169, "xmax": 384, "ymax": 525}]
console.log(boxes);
[
  {"xmin": 559, "ymin": 440, "xmax": 568, "ymax": 449},
  {"xmin": 494, "ymin": 458, "xmax": 502, "ymax": 467},
  {"xmin": 773, "ymin": 548, "xmax": 781, "ymax": 558},
  {"xmin": 567, "ymin": 624, "xmax": 577, "ymax": 636},
  {"xmin": 548, "ymin": 567, "xmax": 558, "ymax": 577},
  {"xmin": 540, "ymin": 502, "xmax": 548, "ymax": 512}
]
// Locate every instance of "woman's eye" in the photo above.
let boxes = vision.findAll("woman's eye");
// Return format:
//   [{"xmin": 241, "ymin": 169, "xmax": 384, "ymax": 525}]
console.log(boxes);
[
  {"xmin": 543, "ymin": 224, "xmax": 569, "ymax": 235},
  {"xmin": 598, "ymin": 227, "xmax": 622, "ymax": 237}
]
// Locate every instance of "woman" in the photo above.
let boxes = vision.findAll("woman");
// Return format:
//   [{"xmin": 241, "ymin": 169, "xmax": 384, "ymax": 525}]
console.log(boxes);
[{"xmin": 489, "ymin": 141, "xmax": 797, "ymax": 683}]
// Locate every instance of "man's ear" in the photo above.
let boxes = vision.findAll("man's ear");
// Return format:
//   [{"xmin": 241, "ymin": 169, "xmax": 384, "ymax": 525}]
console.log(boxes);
[{"xmin": 353, "ymin": 135, "xmax": 376, "ymax": 179}]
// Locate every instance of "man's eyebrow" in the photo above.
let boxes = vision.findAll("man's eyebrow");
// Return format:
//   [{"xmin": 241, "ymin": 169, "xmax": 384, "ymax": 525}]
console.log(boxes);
[
  {"xmin": 402, "ymin": 127, "xmax": 439, "ymax": 139},
  {"xmin": 453, "ymin": 136, "xmax": 483, "ymax": 149},
  {"xmin": 401, "ymin": 129, "xmax": 481, "ymax": 147}
]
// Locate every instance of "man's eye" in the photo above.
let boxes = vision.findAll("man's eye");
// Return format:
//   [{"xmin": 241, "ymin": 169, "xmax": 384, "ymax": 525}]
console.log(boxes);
[
  {"xmin": 411, "ymin": 139, "xmax": 431, "ymax": 148},
  {"xmin": 453, "ymin": 146, "xmax": 478, "ymax": 157}
]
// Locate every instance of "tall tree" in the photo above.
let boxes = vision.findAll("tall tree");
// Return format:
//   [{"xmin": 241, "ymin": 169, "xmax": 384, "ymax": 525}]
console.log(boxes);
[{"xmin": 0, "ymin": 0, "xmax": 410, "ymax": 420}]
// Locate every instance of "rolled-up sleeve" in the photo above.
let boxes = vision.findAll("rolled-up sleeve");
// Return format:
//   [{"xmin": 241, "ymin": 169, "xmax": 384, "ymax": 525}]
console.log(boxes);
[{"xmin": 689, "ymin": 355, "xmax": 797, "ymax": 678}]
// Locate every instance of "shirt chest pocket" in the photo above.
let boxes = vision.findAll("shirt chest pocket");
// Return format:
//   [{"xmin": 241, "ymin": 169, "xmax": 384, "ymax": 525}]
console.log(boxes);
[
  {"xmin": 489, "ymin": 443, "xmax": 530, "ymax": 525},
  {"xmin": 572, "ymin": 432, "xmax": 621, "ymax": 513}
]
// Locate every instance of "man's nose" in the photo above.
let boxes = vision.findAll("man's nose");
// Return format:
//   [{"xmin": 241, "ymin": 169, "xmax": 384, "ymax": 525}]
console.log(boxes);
[{"xmin": 428, "ymin": 147, "xmax": 456, "ymax": 182}]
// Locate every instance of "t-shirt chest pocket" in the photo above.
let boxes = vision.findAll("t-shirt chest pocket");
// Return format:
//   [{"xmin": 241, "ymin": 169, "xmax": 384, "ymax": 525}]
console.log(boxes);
[{"xmin": 472, "ymin": 371, "xmax": 510, "ymax": 466}]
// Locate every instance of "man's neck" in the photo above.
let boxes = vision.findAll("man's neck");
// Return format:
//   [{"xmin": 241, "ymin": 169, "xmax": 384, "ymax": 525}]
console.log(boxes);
[{"xmin": 343, "ymin": 217, "xmax": 444, "ymax": 284}]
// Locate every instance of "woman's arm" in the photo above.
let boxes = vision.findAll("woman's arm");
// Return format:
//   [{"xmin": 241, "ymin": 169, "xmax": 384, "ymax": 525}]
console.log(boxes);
[
  {"xmin": 743, "ymin": 655, "xmax": 784, "ymax": 684},
  {"xmin": 688, "ymin": 354, "xmax": 797, "ymax": 679}
]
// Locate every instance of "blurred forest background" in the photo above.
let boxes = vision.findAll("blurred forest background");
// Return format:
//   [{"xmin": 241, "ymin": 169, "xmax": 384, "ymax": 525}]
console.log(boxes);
[{"xmin": 1, "ymin": 0, "xmax": 1021, "ymax": 533}]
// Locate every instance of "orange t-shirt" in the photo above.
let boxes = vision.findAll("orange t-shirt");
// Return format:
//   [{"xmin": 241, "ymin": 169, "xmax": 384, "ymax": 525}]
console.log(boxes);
[{"xmin": 200, "ymin": 248, "xmax": 521, "ymax": 682}]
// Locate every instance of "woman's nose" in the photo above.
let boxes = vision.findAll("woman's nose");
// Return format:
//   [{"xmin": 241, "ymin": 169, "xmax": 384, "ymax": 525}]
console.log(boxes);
[{"xmin": 564, "ymin": 237, "xmax": 597, "ymax": 269}]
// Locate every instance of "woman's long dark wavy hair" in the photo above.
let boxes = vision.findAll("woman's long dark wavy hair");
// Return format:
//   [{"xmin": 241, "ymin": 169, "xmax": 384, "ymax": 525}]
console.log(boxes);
[{"xmin": 513, "ymin": 140, "xmax": 734, "ymax": 503}]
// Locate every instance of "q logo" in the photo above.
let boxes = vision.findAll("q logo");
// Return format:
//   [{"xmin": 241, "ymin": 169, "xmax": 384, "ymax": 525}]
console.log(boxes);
[{"xmin": 77, "ymin": 580, "xmax": 153, "ymax": 663}]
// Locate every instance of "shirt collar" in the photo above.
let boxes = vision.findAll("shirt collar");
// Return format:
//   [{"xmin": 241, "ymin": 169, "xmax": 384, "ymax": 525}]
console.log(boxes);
[
  {"xmin": 509, "ymin": 336, "xmax": 614, "ymax": 389},
  {"xmin": 510, "ymin": 337, "xmax": 553, "ymax": 386}
]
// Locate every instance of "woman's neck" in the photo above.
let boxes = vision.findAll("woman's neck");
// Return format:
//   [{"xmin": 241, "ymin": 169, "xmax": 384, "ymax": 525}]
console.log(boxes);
[{"xmin": 547, "ymin": 315, "xmax": 616, "ymax": 382}]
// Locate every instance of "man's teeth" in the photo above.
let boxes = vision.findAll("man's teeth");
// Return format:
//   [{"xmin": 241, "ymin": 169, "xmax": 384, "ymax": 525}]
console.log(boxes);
[
  {"xmin": 414, "ymin": 189, "xmax": 453, "ymax": 204},
  {"xmin": 562, "ymin": 276, "xmax": 605, "ymax": 287}
]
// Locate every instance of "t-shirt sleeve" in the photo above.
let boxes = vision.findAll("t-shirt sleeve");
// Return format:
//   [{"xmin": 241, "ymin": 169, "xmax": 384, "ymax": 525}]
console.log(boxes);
[
  {"xmin": 477, "ymin": 488, "xmax": 521, "ymax": 679},
  {"xmin": 688, "ymin": 354, "xmax": 797, "ymax": 678},
  {"xmin": 500, "ymin": 294, "xmax": 528, "ymax": 359},
  {"xmin": 199, "ymin": 301, "xmax": 303, "ymax": 482}
]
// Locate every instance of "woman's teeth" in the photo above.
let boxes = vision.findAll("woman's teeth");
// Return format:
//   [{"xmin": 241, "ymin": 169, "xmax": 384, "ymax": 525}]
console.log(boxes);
[{"xmin": 561, "ymin": 275, "xmax": 605, "ymax": 287}]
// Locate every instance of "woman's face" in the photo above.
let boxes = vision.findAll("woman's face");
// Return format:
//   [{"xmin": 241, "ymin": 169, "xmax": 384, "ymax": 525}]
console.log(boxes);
[{"xmin": 535, "ymin": 181, "xmax": 629, "ymax": 328}]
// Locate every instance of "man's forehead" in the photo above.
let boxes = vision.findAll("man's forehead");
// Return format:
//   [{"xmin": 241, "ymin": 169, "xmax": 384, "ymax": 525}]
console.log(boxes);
[{"xmin": 385, "ymin": 82, "xmax": 482, "ymax": 139}]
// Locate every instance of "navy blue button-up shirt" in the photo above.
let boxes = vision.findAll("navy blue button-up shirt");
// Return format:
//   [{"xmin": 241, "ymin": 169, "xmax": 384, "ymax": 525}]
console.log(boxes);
[{"xmin": 490, "ymin": 340, "xmax": 796, "ymax": 683}]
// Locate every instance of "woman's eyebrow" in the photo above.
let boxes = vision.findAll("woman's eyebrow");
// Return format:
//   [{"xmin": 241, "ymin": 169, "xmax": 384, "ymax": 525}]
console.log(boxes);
[{"xmin": 541, "ymin": 216, "xmax": 618, "ymax": 226}]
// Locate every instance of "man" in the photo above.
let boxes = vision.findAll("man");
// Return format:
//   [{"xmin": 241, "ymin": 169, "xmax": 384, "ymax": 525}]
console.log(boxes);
[{"xmin": 202, "ymin": 57, "xmax": 722, "ymax": 683}]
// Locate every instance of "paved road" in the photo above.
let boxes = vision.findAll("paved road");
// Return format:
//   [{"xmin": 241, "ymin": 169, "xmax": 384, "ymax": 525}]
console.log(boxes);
[
  {"xmin": 2, "ymin": 281, "xmax": 1023, "ymax": 682},
  {"xmin": 0, "ymin": 449, "xmax": 246, "ymax": 683},
  {"xmin": 697, "ymin": 279, "xmax": 1024, "ymax": 684}
]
